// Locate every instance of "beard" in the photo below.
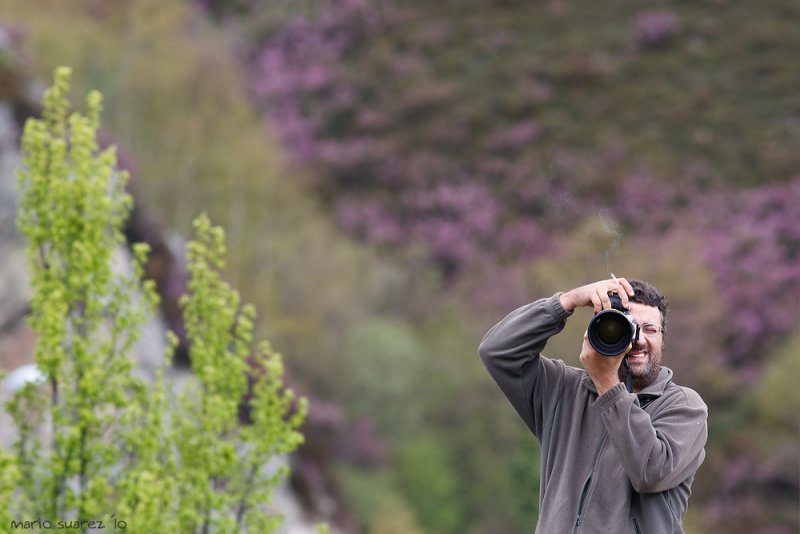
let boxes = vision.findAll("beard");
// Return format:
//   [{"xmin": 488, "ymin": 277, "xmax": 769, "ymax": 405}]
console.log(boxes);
[{"xmin": 618, "ymin": 346, "xmax": 662, "ymax": 392}]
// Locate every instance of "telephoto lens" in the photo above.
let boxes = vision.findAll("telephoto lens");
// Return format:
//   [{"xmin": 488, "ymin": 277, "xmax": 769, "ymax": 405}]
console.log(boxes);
[{"xmin": 587, "ymin": 294, "xmax": 640, "ymax": 356}]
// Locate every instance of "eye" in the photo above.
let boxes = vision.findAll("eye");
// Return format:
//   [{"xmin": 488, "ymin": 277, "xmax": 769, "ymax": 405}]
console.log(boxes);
[{"xmin": 641, "ymin": 324, "xmax": 660, "ymax": 336}]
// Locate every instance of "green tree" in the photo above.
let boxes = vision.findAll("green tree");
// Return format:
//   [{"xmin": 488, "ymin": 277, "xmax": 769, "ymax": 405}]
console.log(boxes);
[{"xmin": 6, "ymin": 66, "xmax": 306, "ymax": 533}]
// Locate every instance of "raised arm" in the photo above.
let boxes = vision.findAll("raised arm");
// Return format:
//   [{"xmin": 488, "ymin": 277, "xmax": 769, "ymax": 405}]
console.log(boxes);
[
  {"xmin": 479, "ymin": 277, "xmax": 635, "ymax": 436},
  {"xmin": 478, "ymin": 294, "xmax": 572, "ymax": 437}
]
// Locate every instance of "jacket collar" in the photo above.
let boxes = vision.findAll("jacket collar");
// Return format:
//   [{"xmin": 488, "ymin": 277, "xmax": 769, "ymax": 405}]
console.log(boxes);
[{"xmin": 582, "ymin": 366, "xmax": 674, "ymax": 397}]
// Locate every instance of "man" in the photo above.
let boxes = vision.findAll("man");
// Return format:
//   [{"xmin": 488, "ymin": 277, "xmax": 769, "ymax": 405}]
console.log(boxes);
[{"xmin": 479, "ymin": 277, "xmax": 707, "ymax": 534}]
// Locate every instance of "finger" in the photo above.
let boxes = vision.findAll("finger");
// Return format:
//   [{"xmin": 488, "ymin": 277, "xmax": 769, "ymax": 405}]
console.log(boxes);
[
  {"xmin": 608, "ymin": 281, "xmax": 619, "ymax": 296},
  {"xmin": 590, "ymin": 290, "xmax": 602, "ymax": 312},
  {"xmin": 614, "ymin": 278, "xmax": 630, "ymax": 307},
  {"xmin": 591, "ymin": 288, "xmax": 604, "ymax": 311},
  {"xmin": 596, "ymin": 286, "xmax": 611, "ymax": 310},
  {"xmin": 618, "ymin": 277, "xmax": 635, "ymax": 298}
]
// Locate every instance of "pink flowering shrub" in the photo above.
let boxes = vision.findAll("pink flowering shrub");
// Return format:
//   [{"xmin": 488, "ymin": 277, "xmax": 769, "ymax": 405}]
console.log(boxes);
[{"xmin": 631, "ymin": 9, "xmax": 679, "ymax": 49}]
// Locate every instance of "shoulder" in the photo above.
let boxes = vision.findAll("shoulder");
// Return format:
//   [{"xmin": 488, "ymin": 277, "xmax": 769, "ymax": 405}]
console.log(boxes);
[
  {"xmin": 536, "ymin": 357, "xmax": 588, "ymax": 391},
  {"xmin": 536, "ymin": 356, "xmax": 585, "ymax": 381},
  {"xmin": 664, "ymin": 381, "xmax": 708, "ymax": 415}
]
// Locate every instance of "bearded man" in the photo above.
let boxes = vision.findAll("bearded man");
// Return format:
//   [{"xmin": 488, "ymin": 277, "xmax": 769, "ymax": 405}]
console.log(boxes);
[{"xmin": 479, "ymin": 278, "xmax": 707, "ymax": 534}]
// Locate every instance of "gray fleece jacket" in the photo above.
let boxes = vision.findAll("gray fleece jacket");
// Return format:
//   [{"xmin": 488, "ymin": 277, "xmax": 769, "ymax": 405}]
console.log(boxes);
[{"xmin": 479, "ymin": 294, "xmax": 707, "ymax": 534}]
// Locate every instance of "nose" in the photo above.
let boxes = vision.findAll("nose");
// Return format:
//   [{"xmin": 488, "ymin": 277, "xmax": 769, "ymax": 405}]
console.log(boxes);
[{"xmin": 634, "ymin": 331, "xmax": 647, "ymax": 348}]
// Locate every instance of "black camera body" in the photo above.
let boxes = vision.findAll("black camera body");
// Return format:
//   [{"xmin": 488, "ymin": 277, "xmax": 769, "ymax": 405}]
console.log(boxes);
[{"xmin": 587, "ymin": 294, "xmax": 640, "ymax": 356}]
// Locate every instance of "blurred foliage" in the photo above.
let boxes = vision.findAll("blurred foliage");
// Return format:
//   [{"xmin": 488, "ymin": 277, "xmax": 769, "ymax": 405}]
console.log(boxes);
[
  {"xmin": 0, "ymin": 0, "xmax": 399, "ymax": 401},
  {"xmin": 340, "ymin": 318, "xmax": 426, "ymax": 439},
  {"xmin": 392, "ymin": 435, "xmax": 463, "ymax": 534},
  {"xmin": 2, "ymin": 0, "xmax": 799, "ymax": 533},
  {"xmin": 248, "ymin": 0, "xmax": 800, "ymax": 270},
  {"xmin": 336, "ymin": 467, "xmax": 424, "ymax": 534},
  {"xmin": 753, "ymin": 329, "xmax": 800, "ymax": 431},
  {"xmin": 240, "ymin": 1, "xmax": 800, "ymax": 528},
  {"xmin": 693, "ymin": 329, "xmax": 800, "ymax": 534},
  {"xmin": 12, "ymin": 66, "xmax": 155, "ymax": 525},
  {"xmin": 8, "ymin": 68, "xmax": 305, "ymax": 532}
]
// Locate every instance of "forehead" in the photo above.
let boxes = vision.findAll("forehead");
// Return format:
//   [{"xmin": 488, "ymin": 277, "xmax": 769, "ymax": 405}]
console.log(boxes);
[{"xmin": 627, "ymin": 302, "xmax": 662, "ymax": 324}]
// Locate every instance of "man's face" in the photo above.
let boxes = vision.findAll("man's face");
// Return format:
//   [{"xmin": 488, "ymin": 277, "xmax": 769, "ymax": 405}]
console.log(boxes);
[{"xmin": 619, "ymin": 302, "xmax": 664, "ymax": 391}]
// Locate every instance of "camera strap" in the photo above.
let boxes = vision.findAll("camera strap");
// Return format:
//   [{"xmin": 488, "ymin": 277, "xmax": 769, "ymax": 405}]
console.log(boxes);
[{"xmin": 622, "ymin": 357, "xmax": 633, "ymax": 393}]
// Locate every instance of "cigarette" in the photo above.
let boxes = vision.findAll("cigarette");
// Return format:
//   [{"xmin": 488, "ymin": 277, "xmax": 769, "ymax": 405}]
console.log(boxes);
[{"xmin": 610, "ymin": 273, "xmax": 619, "ymax": 285}]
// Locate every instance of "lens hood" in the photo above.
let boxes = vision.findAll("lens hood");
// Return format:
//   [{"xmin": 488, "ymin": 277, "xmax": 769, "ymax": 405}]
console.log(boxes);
[{"xmin": 586, "ymin": 294, "xmax": 639, "ymax": 356}]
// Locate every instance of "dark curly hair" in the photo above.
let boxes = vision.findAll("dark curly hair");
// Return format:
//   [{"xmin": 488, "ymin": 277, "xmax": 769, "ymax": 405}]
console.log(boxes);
[{"xmin": 629, "ymin": 279, "xmax": 669, "ymax": 335}]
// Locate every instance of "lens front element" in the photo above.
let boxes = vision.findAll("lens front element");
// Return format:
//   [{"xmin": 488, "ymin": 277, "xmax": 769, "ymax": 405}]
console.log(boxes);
[
  {"xmin": 587, "ymin": 309, "xmax": 635, "ymax": 356},
  {"xmin": 596, "ymin": 315, "xmax": 625, "ymax": 345}
]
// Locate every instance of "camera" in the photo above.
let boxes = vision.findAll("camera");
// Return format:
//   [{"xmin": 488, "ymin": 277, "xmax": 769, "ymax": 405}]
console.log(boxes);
[{"xmin": 587, "ymin": 294, "xmax": 640, "ymax": 356}]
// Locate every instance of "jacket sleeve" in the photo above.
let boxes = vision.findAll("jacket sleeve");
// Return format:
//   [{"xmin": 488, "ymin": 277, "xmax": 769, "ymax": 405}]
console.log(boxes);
[
  {"xmin": 598, "ymin": 382, "xmax": 708, "ymax": 493},
  {"xmin": 478, "ymin": 293, "xmax": 573, "ymax": 438}
]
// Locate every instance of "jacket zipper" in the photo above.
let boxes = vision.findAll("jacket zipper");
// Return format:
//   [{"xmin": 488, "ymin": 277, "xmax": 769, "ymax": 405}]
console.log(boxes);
[
  {"xmin": 573, "ymin": 476, "xmax": 592, "ymax": 531},
  {"xmin": 632, "ymin": 517, "xmax": 642, "ymax": 534},
  {"xmin": 573, "ymin": 433, "xmax": 610, "ymax": 533}
]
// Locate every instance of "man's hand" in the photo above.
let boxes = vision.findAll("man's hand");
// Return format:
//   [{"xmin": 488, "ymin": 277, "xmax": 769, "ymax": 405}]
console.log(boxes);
[
  {"xmin": 561, "ymin": 277, "xmax": 635, "ymax": 395},
  {"xmin": 559, "ymin": 277, "xmax": 635, "ymax": 313},
  {"xmin": 579, "ymin": 331, "xmax": 629, "ymax": 396}
]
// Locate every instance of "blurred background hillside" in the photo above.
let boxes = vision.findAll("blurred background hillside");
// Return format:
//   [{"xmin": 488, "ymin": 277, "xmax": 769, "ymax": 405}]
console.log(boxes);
[{"xmin": 0, "ymin": 0, "xmax": 798, "ymax": 532}]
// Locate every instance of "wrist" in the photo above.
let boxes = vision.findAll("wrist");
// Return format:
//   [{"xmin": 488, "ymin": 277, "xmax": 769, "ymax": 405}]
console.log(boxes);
[{"xmin": 559, "ymin": 291, "xmax": 576, "ymax": 312}]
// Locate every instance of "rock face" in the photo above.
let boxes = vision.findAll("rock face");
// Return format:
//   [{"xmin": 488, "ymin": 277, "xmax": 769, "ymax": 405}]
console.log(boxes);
[
  {"xmin": 0, "ymin": 100, "xmax": 34, "ymax": 374},
  {"xmin": 0, "ymin": 32, "xmax": 330, "ymax": 534}
]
